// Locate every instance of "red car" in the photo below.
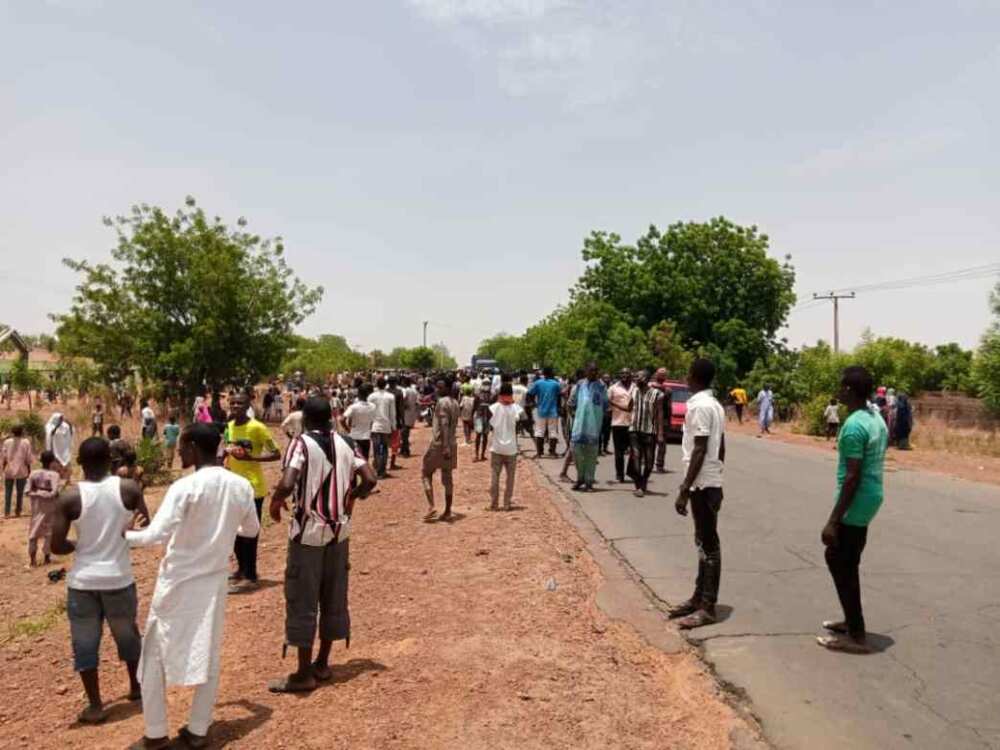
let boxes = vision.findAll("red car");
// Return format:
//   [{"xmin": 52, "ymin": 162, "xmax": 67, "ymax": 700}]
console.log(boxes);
[{"xmin": 661, "ymin": 380, "xmax": 690, "ymax": 442}]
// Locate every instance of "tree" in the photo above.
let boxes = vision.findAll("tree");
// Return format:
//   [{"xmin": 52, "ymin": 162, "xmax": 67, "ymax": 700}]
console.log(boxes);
[
  {"xmin": 9, "ymin": 358, "xmax": 42, "ymax": 410},
  {"xmin": 54, "ymin": 198, "xmax": 322, "ymax": 398},
  {"xmin": 572, "ymin": 218, "xmax": 796, "ymax": 374},
  {"xmin": 431, "ymin": 343, "xmax": 458, "ymax": 369},
  {"xmin": 281, "ymin": 334, "xmax": 367, "ymax": 382},
  {"xmin": 973, "ymin": 283, "xmax": 1000, "ymax": 414},
  {"xmin": 647, "ymin": 321, "xmax": 693, "ymax": 379},
  {"xmin": 400, "ymin": 346, "xmax": 436, "ymax": 371}
]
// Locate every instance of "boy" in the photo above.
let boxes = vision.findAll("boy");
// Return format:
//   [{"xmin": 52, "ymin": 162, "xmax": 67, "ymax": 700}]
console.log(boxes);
[
  {"xmin": 163, "ymin": 414, "xmax": 181, "ymax": 468},
  {"xmin": 824, "ymin": 398, "xmax": 841, "ymax": 441},
  {"xmin": 489, "ymin": 383, "xmax": 524, "ymax": 510},
  {"xmin": 27, "ymin": 450, "xmax": 62, "ymax": 566}
]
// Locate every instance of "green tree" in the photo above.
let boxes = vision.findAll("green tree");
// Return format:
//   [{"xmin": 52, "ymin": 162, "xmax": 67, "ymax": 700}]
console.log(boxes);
[
  {"xmin": 400, "ymin": 346, "xmax": 437, "ymax": 371},
  {"xmin": 9, "ymin": 358, "xmax": 42, "ymax": 410},
  {"xmin": 572, "ymin": 218, "xmax": 796, "ymax": 374},
  {"xmin": 281, "ymin": 334, "xmax": 367, "ymax": 382},
  {"xmin": 647, "ymin": 321, "xmax": 693, "ymax": 379},
  {"xmin": 973, "ymin": 283, "xmax": 1000, "ymax": 413},
  {"xmin": 431, "ymin": 343, "xmax": 457, "ymax": 369},
  {"xmin": 55, "ymin": 198, "xmax": 322, "ymax": 397},
  {"xmin": 926, "ymin": 343, "xmax": 975, "ymax": 394}
]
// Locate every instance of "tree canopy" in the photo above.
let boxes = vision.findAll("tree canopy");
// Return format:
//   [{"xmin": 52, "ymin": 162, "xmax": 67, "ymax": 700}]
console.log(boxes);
[
  {"xmin": 973, "ymin": 283, "xmax": 1000, "ymax": 414},
  {"xmin": 54, "ymin": 197, "xmax": 322, "ymax": 396}
]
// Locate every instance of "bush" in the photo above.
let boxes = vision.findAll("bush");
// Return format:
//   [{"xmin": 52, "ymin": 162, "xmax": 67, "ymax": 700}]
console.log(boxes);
[
  {"xmin": 795, "ymin": 395, "xmax": 845, "ymax": 437},
  {"xmin": 0, "ymin": 416, "xmax": 14, "ymax": 439},
  {"xmin": 135, "ymin": 437, "xmax": 168, "ymax": 485},
  {"xmin": 18, "ymin": 412, "xmax": 46, "ymax": 448}
]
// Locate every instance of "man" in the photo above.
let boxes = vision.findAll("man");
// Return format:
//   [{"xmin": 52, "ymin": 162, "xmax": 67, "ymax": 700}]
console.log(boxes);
[
  {"xmin": 607, "ymin": 369, "xmax": 636, "ymax": 484},
  {"xmin": 817, "ymin": 366, "xmax": 888, "ymax": 654},
  {"xmin": 671, "ymin": 358, "xmax": 726, "ymax": 630},
  {"xmin": 282, "ymin": 396, "xmax": 306, "ymax": 439},
  {"xmin": 50, "ymin": 437, "xmax": 149, "ymax": 724},
  {"xmin": 473, "ymin": 378, "xmax": 493, "ymax": 462},
  {"xmin": 422, "ymin": 379, "xmax": 459, "ymax": 521},
  {"xmin": 401, "ymin": 376, "xmax": 420, "ymax": 458},
  {"xmin": 162, "ymin": 414, "xmax": 180, "ymax": 469},
  {"xmin": 599, "ymin": 373, "xmax": 613, "ymax": 455},
  {"xmin": 513, "ymin": 373, "xmax": 530, "ymax": 437},
  {"xmin": 489, "ymin": 383, "xmax": 524, "ymax": 511},
  {"xmin": 527, "ymin": 367, "xmax": 561, "ymax": 458},
  {"xmin": 729, "ymin": 385, "xmax": 748, "ymax": 424},
  {"xmin": 267, "ymin": 398, "xmax": 376, "ymax": 693},
  {"xmin": 342, "ymin": 383, "xmax": 375, "ymax": 461},
  {"xmin": 45, "ymin": 412, "xmax": 75, "ymax": 481},
  {"xmin": 568, "ymin": 363, "xmax": 607, "ymax": 492},
  {"xmin": 2, "ymin": 424, "xmax": 34, "ymax": 517},
  {"xmin": 126, "ymin": 424, "xmax": 260, "ymax": 749},
  {"xmin": 92, "ymin": 398, "xmax": 105, "ymax": 437},
  {"xmin": 651, "ymin": 368, "xmax": 673, "ymax": 473},
  {"xmin": 387, "ymin": 376, "xmax": 405, "ymax": 470},
  {"xmin": 225, "ymin": 392, "xmax": 280, "ymax": 592},
  {"xmin": 755, "ymin": 384, "xmax": 774, "ymax": 435},
  {"xmin": 367, "ymin": 377, "xmax": 396, "ymax": 479},
  {"xmin": 140, "ymin": 400, "xmax": 157, "ymax": 441},
  {"xmin": 629, "ymin": 370, "xmax": 663, "ymax": 497}
]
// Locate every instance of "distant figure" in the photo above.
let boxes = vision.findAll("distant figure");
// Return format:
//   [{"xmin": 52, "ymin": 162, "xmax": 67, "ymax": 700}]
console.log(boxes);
[
  {"xmin": 422, "ymin": 379, "xmax": 459, "ymax": 522},
  {"xmin": 755, "ymin": 385, "xmax": 774, "ymax": 436},
  {"xmin": 26, "ymin": 450, "xmax": 62, "ymax": 566},
  {"xmin": 45, "ymin": 412, "xmax": 75, "ymax": 481},
  {"xmin": 893, "ymin": 392, "xmax": 913, "ymax": 450},
  {"xmin": 367, "ymin": 378, "xmax": 396, "ymax": 479},
  {"xmin": 2, "ymin": 424, "xmax": 34, "ymax": 517},
  {"xmin": 824, "ymin": 398, "xmax": 841, "ymax": 441},
  {"xmin": 729, "ymin": 386, "xmax": 748, "ymax": 424},
  {"xmin": 568, "ymin": 363, "xmax": 607, "ymax": 493},
  {"xmin": 488, "ymin": 383, "xmax": 524, "ymax": 511},
  {"xmin": 91, "ymin": 398, "xmax": 105, "ymax": 437},
  {"xmin": 140, "ymin": 400, "xmax": 157, "ymax": 441},
  {"xmin": 527, "ymin": 367, "xmax": 561, "ymax": 458},
  {"xmin": 162, "ymin": 414, "xmax": 181, "ymax": 468},
  {"xmin": 342, "ymin": 383, "xmax": 375, "ymax": 461}
]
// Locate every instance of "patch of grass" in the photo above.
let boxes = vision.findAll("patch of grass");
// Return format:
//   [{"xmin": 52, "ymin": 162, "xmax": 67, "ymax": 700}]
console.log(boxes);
[
  {"xmin": 910, "ymin": 418, "xmax": 1000, "ymax": 458},
  {"xmin": 2, "ymin": 599, "xmax": 67, "ymax": 644}
]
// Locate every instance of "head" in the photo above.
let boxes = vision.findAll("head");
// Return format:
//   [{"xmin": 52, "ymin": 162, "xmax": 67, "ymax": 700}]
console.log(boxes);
[
  {"xmin": 687, "ymin": 358, "xmax": 716, "ymax": 392},
  {"xmin": 499, "ymin": 383, "xmax": 513, "ymax": 398},
  {"xmin": 519, "ymin": 373, "xmax": 528, "ymax": 386},
  {"xmin": 229, "ymin": 392, "xmax": 250, "ymax": 422},
  {"xmin": 618, "ymin": 368, "xmax": 632, "ymax": 386},
  {"xmin": 401, "ymin": 376, "xmax": 412, "ymax": 387},
  {"xmin": 543, "ymin": 366, "xmax": 554, "ymax": 380},
  {"xmin": 764, "ymin": 383, "xmax": 772, "ymax": 392},
  {"xmin": 178, "ymin": 423, "xmax": 221, "ymax": 469},
  {"xmin": 358, "ymin": 383, "xmax": 373, "ymax": 400},
  {"xmin": 295, "ymin": 397, "xmax": 307, "ymax": 412},
  {"xmin": 376, "ymin": 377, "xmax": 387, "ymax": 390},
  {"xmin": 11, "ymin": 425, "xmax": 23, "ymax": 438},
  {"xmin": 388, "ymin": 376, "xmax": 399, "ymax": 388},
  {"xmin": 40, "ymin": 450, "xmax": 57, "ymax": 471},
  {"xmin": 585, "ymin": 362, "xmax": 599, "ymax": 382},
  {"xmin": 635, "ymin": 369, "xmax": 649, "ymax": 388},
  {"xmin": 78, "ymin": 437, "xmax": 111, "ymax": 480},
  {"xmin": 830, "ymin": 398, "xmax": 838, "ymax": 406},
  {"xmin": 140, "ymin": 399, "xmax": 148, "ymax": 409},
  {"xmin": 839, "ymin": 366, "xmax": 873, "ymax": 408},
  {"xmin": 654, "ymin": 367, "xmax": 668, "ymax": 384},
  {"xmin": 303, "ymin": 396, "xmax": 333, "ymax": 432},
  {"xmin": 169, "ymin": 413, "xmax": 178, "ymax": 424},
  {"xmin": 107, "ymin": 425, "xmax": 121, "ymax": 440},
  {"xmin": 435, "ymin": 379, "xmax": 449, "ymax": 398}
]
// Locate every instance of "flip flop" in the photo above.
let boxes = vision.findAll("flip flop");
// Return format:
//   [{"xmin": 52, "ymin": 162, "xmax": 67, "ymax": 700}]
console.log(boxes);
[
  {"xmin": 822, "ymin": 620, "xmax": 849, "ymax": 634},
  {"xmin": 267, "ymin": 675, "xmax": 317, "ymax": 693},
  {"xmin": 667, "ymin": 600, "xmax": 699, "ymax": 619},
  {"xmin": 423, "ymin": 510, "xmax": 438, "ymax": 522},
  {"xmin": 816, "ymin": 635, "xmax": 871, "ymax": 654},
  {"xmin": 312, "ymin": 662, "xmax": 333, "ymax": 682},
  {"xmin": 676, "ymin": 609, "xmax": 717, "ymax": 630}
]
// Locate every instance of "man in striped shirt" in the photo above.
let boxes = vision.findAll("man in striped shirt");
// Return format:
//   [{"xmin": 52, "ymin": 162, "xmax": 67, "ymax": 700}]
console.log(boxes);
[
  {"xmin": 629, "ymin": 370, "xmax": 664, "ymax": 498},
  {"xmin": 267, "ymin": 398, "xmax": 377, "ymax": 693}
]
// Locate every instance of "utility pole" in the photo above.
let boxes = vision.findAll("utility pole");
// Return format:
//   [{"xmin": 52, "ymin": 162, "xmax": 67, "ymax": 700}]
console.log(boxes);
[
  {"xmin": 422, "ymin": 321, "xmax": 428, "ymax": 349},
  {"xmin": 812, "ymin": 292, "xmax": 855, "ymax": 353}
]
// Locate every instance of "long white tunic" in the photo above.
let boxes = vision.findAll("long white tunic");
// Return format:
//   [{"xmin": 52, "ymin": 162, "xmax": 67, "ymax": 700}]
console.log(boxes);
[
  {"xmin": 127, "ymin": 466, "xmax": 259, "ymax": 686},
  {"xmin": 44, "ymin": 414, "xmax": 74, "ymax": 466}
]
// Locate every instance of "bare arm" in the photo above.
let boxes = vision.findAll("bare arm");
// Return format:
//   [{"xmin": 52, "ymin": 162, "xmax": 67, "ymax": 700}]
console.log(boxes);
[
  {"xmin": 126, "ymin": 487, "xmax": 178, "ymax": 547},
  {"xmin": 238, "ymin": 495, "xmax": 262, "ymax": 538},
  {"xmin": 675, "ymin": 436, "xmax": 709, "ymax": 516},
  {"xmin": 270, "ymin": 463, "xmax": 301, "ymax": 522},
  {"xmin": 353, "ymin": 461, "xmax": 377, "ymax": 499},
  {"xmin": 823, "ymin": 458, "xmax": 862, "ymax": 545},
  {"xmin": 50, "ymin": 487, "xmax": 82, "ymax": 555}
]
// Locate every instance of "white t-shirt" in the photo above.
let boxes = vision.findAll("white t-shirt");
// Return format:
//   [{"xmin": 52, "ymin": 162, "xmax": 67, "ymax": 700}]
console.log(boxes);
[
  {"xmin": 344, "ymin": 401, "xmax": 375, "ymax": 440},
  {"xmin": 824, "ymin": 405, "xmax": 841, "ymax": 424},
  {"xmin": 367, "ymin": 389, "xmax": 397, "ymax": 434},
  {"xmin": 681, "ymin": 389, "xmax": 726, "ymax": 489},
  {"xmin": 282, "ymin": 410, "xmax": 304, "ymax": 438},
  {"xmin": 512, "ymin": 384, "xmax": 528, "ymax": 407},
  {"xmin": 489, "ymin": 402, "xmax": 525, "ymax": 456}
]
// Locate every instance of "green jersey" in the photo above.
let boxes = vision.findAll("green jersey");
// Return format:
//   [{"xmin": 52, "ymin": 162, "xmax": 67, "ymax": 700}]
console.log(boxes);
[{"xmin": 836, "ymin": 408, "xmax": 889, "ymax": 527}]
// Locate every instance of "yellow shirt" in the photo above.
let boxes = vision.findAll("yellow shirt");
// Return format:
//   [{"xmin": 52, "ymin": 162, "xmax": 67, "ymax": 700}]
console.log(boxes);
[
  {"xmin": 225, "ymin": 419, "xmax": 277, "ymax": 498},
  {"xmin": 730, "ymin": 388, "xmax": 748, "ymax": 406}
]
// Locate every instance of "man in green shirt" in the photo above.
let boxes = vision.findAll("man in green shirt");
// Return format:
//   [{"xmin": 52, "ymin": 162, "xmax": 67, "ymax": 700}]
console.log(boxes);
[
  {"xmin": 226, "ymin": 391, "xmax": 280, "ymax": 592},
  {"xmin": 818, "ymin": 366, "xmax": 888, "ymax": 654}
]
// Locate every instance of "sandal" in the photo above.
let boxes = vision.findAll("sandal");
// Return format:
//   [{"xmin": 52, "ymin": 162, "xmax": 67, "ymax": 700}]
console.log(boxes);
[
  {"xmin": 667, "ymin": 600, "xmax": 699, "ymax": 619},
  {"xmin": 178, "ymin": 726, "xmax": 209, "ymax": 748},
  {"xmin": 816, "ymin": 635, "xmax": 871, "ymax": 654},
  {"xmin": 267, "ymin": 674, "xmax": 317, "ymax": 693},
  {"xmin": 423, "ymin": 510, "xmax": 438, "ymax": 522},
  {"xmin": 312, "ymin": 662, "xmax": 333, "ymax": 682},
  {"xmin": 676, "ymin": 609, "xmax": 717, "ymax": 630},
  {"xmin": 822, "ymin": 620, "xmax": 849, "ymax": 634}
]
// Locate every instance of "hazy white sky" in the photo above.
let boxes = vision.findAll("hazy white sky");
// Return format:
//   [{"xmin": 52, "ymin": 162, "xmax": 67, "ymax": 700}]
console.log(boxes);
[{"xmin": 2, "ymin": 0, "xmax": 998, "ymax": 364}]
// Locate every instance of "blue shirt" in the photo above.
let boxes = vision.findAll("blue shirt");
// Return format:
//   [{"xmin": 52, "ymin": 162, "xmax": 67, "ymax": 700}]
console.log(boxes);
[
  {"xmin": 570, "ymin": 379, "xmax": 608, "ymax": 444},
  {"xmin": 528, "ymin": 378, "xmax": 561, "ymax": 419}
]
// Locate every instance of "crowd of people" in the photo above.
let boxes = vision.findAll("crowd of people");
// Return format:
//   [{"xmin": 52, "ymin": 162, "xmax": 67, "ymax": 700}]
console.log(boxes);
[{"xmin": 0, "ymin": 355, "xmax": 895, "ymax": 747}]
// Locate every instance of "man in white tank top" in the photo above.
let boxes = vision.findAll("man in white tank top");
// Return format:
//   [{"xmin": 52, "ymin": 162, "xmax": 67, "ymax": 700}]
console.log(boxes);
[{"xmin": 51, "ymin": 437, "xmax": 149, "ymax": 725}]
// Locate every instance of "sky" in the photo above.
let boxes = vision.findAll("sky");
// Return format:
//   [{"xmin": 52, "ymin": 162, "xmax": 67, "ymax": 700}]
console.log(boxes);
[{"xmin": 2, "ymin": 0, "xmax": 998, "ymax": 364}]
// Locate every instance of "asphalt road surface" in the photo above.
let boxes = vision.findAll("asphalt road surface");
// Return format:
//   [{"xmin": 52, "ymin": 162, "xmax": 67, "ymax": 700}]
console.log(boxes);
[{"xmin": 527, "ymin": 430, "xmax": 1000, "ymax": 750}]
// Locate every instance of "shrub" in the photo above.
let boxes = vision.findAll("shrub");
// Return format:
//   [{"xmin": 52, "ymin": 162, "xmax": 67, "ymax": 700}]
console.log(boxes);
[
  {"xmin": 18, "ymin": 412, "xmax": 47, "ymax": 448},
  {"xmin": 135, "ymin": 437, "xmax": 168, "ymax": 485},
  {"xmin": 796, "ymin": 395, "xmax": 845, "ymax": 437}
]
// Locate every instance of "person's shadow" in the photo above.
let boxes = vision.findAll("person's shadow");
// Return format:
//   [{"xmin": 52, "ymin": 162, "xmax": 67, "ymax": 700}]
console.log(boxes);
[{"xmin": 207, "ymin": 699, "xmax": 273, "ymax": 747}]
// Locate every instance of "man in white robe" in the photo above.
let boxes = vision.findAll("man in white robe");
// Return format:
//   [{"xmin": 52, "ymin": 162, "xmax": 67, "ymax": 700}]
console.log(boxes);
[
  {"xmin": 126, "ymin": 423, "xmax": 260, "ymax": 749},
  {"xmin": 45, "ymin": 412, "xmax": 75, "ymax": 480}
]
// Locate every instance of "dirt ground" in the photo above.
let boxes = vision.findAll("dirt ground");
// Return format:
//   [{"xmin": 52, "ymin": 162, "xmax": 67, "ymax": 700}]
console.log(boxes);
[
  {"xmin": 728, "ymin": 417, "xmax": 1000, "ymax": 487},
  {"xmin": 0, "ymin": 421, "xmax": 759, "ymax": 749}
]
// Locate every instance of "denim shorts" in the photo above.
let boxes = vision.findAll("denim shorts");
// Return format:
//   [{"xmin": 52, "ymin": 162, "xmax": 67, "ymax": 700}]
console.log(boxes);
[{"xmin": 67, "ymin": 584, "xmax": 142, "ymax": 672}]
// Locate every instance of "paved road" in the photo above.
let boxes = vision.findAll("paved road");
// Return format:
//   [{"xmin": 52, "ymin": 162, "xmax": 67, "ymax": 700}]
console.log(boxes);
[{"xmin": 527, "ymin": 431, "xmax": 1000, "ymax": 750}]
